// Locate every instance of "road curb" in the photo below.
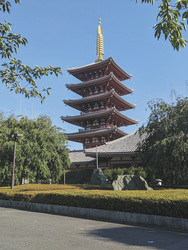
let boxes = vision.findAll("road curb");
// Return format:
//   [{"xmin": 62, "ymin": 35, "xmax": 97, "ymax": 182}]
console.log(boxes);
[{"xmin": 0, "ymin": 199, "xmax": 187, "ymax": 231}]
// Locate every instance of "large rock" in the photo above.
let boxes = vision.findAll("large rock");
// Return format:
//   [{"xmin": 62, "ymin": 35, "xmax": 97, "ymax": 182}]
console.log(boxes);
[
  {"xmin": 112, "ymin": 175, "xmax": 153, "ymax": 190},
  {"xmin": 90, "ymin": 168, "xmax": 107, "ymax": 185}
]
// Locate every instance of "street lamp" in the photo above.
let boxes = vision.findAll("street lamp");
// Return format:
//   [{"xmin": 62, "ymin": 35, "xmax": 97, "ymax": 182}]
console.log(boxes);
[{"xmin": 11, "ymin": 133, "xmax": 23, "ymax": 189}]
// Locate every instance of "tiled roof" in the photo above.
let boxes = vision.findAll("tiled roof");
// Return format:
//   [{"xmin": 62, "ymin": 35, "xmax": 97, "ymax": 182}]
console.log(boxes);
[
  {"xmin": 66, "ymin": 72, "xmax": 133, "ymax": 96},
  {"xmin": 65, "ymin": 127, "xmax": 126, "ymax": 140},
  {"xmin": 67, "ymin": 57, "xmax": 132, "ymax": 81},
  {"xmin": 63, "ymin": 89, "xmax": 136, "ymax": 110},
  {"xmin": 69, "ymin": 150, "xmax": 95, "ymax": 164},
  {"xmin": 85, "ymin": 131, "xmax": 147, "ymax": 155},
  {"xmin": 69, "ymin": 131, "xmax": 147, "ymax": 163},
  {"xmin": 61, "ymin": 108, "xmax": 138, "ymax": 127}
]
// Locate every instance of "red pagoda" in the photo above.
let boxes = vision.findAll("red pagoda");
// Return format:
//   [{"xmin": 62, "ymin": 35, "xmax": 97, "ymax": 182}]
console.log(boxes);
[{"xmin": 61, "ymin": 19, "xmax": 138, "ymax": 149}]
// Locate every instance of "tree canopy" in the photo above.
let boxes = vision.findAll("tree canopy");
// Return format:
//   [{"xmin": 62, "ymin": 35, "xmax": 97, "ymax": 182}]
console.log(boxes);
[
  {"xmin": 0, "ymin": 0, "xmax": 62, "ymax": 102},
  {"xmin": 0, "ymin": 114, "xmax": 70, "ymax": 185},
  {"xmin": 137, "ymin": 0, "xmax": 188, "ymax": 50},
  {"xmin": 138, "ymin": 97, "xmax": 188, "ymax": 185}
]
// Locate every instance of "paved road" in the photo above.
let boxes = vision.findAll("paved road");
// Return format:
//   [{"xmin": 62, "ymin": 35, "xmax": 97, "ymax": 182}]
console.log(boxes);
[{"xmin": 0, "ymin": 207, "xmax": 188, "ymax": 250}]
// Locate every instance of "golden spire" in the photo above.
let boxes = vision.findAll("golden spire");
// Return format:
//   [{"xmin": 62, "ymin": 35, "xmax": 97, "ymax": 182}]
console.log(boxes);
[{"xmin": 95, "ymin": 18, "xmax": 104, "ymax": 62}]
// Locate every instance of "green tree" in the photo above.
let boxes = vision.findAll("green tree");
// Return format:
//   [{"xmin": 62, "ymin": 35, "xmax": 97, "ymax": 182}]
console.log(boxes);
[
  {"xmin": 0, "ymin": 0, "xmax": 62, "ymax": 102},
  {"xmin": 137, "ymin": 0, "xmax": 188, "ymax": 50},
  {"xmin": 0, "ymin": 114, "xmax": 70, "ymax": 185},
  {"xmin": 138, "ymin": 97, "xmax": 188, "ymax": 185}
]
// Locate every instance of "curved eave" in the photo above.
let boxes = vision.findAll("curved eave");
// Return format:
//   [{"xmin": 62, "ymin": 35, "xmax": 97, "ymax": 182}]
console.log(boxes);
[
  {"xmin": 67, "ymin": 57, "xmax": 132, "ymax": 81},
  {"xmin": 61, "ymin": 108, "xmax": 115, "ymax": 126},
  {"xmin": 63, "ymin": 89, "xmax": 136, "ymax": 112},
  {"xmin": 65, "ymin": 127, "xmax": 126, "ymax": 142},
  {"xmin": 61, "ymin": 108, "xmax": 139, "ymax": 127},
  {"xmin": 108, "ymin": 57, "xmax": 132, "ymax": 81},
  {"xmin": 66, "ymin": 72, "xmax": 133, "ymax": 96},
  {"xmin": 110, "ymin": 73, "xmax": 133, "ymax": 95}
]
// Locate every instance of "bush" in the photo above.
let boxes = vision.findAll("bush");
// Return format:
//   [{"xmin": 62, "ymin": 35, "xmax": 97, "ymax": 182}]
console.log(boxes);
[
  {"xmin": 104, "ymin": 167, "xmax": 147, "ymax": 184},
  {"xmin": 0, "ymin": 185, "xmax": 188, "ymax": 219},
  {"xmin": 64, "ymin": 169, "xmax": 93, "ymax": 184},
  {"xmin": 102, "ymin": 169, "xmax": 113, "ymax": 183}
]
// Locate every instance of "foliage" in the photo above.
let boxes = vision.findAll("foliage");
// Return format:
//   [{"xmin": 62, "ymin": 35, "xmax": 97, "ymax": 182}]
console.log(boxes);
[
  {"xmin": 137, "ymin": 0, "xmax": 188, "ymax": 50},
  {"xmin": 0, "ymin": 0, "xmax": 62, "ymax": 102},
  {"xmin": 138, "ymin": 97, "xmax": 188, "ymax": 185},
  {"xmin": 103, "ymin": 167, "xmax": 147, "ymax": 183},
  {"xmin": 0, "ymin": 184, "xmax": 188, "ymax": 218},
  {"xmin": 0, "ymin": 114, "xmax": 70, "ymax": 185},
  {"xmin": 65, "ymin": 169, "xmax": 93, "ymax": 184}
]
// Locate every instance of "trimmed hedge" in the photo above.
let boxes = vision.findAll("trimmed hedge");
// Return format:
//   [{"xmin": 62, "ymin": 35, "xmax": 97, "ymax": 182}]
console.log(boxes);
[{"xmin": 0, "ymin": 184, "xmax": 188, "ymax": 219}]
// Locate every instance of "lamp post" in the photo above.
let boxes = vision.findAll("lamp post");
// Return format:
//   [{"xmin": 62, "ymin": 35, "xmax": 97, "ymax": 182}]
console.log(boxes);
[
  {"xmin": 64, "ymin": 169, "xmax": 66, "ymax": 185},
  {"xmin": 11, "ymin": 133, "xmax": 23, "ymax": 189}
]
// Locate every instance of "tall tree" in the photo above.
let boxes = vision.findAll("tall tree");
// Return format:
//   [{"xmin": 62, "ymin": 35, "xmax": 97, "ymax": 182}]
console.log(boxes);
[
  {"xmin": 0, "ymin": 0, "xmax": 62, "ymax": 102},
  {"xmin": 138, "ymin": 97, "xmax": 188, "ymax": 185},
  {"xmin": 0, "ymin": 114, "xmax": 70, "ymax": 185},
  {"xmin": 137, "ymin": 0, "xmax": 188, "ymax": 50}
]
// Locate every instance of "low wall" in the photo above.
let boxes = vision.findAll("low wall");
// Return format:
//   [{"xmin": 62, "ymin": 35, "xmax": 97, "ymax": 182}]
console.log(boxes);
[{"xmin": 0, "ymin": 199, "xmax": 187, "ymax": 231}]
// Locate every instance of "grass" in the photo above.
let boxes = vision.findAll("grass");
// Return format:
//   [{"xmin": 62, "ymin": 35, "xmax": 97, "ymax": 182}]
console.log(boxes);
[
  {"xmin": 0, "ymin": 184, "xmax": 112, "ymax": 192},
  {"xmin": 0, "ymin": 184, "xmax": 188, "ymax": 201}
]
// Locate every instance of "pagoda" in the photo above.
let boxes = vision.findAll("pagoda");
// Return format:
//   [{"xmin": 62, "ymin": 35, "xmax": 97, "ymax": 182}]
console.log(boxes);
[{"xmin": 61, "ymin": 19, "xmax": 138, "ymax": 149}]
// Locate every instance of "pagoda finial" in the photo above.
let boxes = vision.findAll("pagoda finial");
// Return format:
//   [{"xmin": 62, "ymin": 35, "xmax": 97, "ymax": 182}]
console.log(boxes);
[{"xmin": 95, "ymin": 18, "xmax": 104, "ymax": 63}]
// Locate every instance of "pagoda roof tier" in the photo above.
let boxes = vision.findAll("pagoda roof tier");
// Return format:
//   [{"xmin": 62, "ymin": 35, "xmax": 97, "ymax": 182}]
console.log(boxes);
[
  {"xmin": 61, "ymin": 107, "xmax": 139, "ymax": 128},
  {"xmin": 67, "ymin": 57, "xmax": 132, "ymax": 82},
  {"xmin": 65, "ymin": 127, "xmax": 127, "ymax": 143},
  {"xmin": 66, "ymin": 72, "xmax": 133, "ymax": 97},
  {"xmin": 63, "ymin": 89, "xmax": 136, "ymax": 112}
]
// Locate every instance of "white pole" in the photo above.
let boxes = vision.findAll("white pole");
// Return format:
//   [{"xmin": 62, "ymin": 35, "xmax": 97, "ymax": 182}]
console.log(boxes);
[{"xmin": 96, "ymin": 145, "xmax": 98, "ymax": 169}]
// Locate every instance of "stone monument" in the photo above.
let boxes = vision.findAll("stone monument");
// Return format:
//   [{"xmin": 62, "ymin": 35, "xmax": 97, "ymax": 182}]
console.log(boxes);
[
  {"xmin": 112, "ymin": 175, "xmax": 152, "ymax": 190},
  {"xmin": 90, "ymin": 168, "xmax": 107, "ymax": 185}
]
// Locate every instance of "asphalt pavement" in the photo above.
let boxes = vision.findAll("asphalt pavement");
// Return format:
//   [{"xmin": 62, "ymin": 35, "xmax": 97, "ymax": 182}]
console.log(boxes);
[{"xmin": 0, "ymin": 207, "xmax": 188, "ymax": 250}]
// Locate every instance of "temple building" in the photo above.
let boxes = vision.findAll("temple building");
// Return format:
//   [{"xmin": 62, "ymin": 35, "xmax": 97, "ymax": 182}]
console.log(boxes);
[
  {"xmin": 69, "ymin": 131, "xmax": 146, "ymax": 170},
  {"xmin": 61, "ymin": 19, "xmax": 138, "ymax": 149}
]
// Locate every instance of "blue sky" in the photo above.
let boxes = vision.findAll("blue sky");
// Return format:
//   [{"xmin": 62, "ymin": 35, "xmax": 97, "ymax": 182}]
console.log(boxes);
[{"xmin": 0, "ymin": 0, "xmax": 188, "ymax": 150}]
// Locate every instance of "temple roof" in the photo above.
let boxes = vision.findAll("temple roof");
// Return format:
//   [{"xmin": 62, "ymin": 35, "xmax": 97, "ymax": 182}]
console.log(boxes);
[
  {"xmin": 66, "ymin": 72, "xmax": 133, "ymax": 97},
  {"xmin": 63, "ymin": 89, "xmax": 136, "ymax": 112},
  {"xmin": 61, "ymin": 107, "xmax": 139, "ymax": 127},
  {"xmin": 85, "ymin": 131, "xmax": 147, "ymax": 156},
  {"xmin": 67, "ymin": 57, "xmax": 132, "ymax": 82},
  {"xmin": 69, "ymin": 150, "xmax": 95, "ymax": 164},
  {"xmin": 65, "ymin": 127, "xmax": 126, "ymax": 143}
]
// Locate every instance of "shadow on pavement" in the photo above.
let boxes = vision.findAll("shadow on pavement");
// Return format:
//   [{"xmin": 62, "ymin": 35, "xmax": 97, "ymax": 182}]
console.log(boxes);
[{"xmin": 86, "ymin": 224, "xmax": 188, "ymax": 249}]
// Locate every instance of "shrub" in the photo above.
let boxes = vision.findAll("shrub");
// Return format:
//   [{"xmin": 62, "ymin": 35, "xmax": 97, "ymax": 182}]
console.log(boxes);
[
  {"xmin": 0, "ymin": 185, "xmax": 188, "ymax": 219},
  {"xmin": 103, "ymin": 169, "xmax": 113, "ymax": 183},
  {"xmin": 104, "ymin": 167, "xmax": 147, "ymax": 184},
  {"xmin": 64, "ymin": 169, "xmax": 93, "ymax": 184}
]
